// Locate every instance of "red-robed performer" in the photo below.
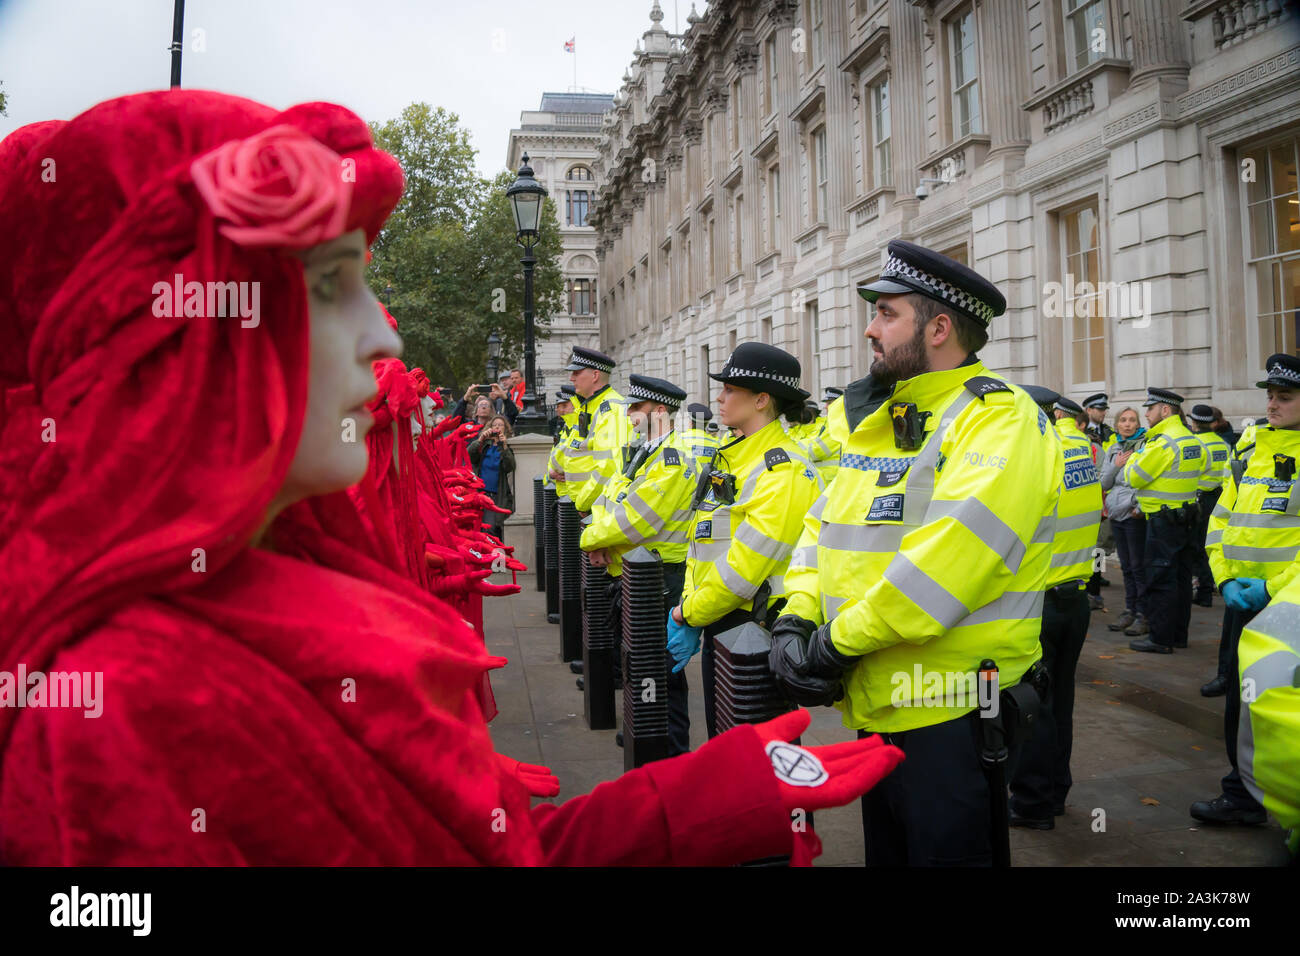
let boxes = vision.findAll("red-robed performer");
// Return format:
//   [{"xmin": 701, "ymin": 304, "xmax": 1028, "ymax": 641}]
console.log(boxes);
[{"xmin": 0, "ymin": 90, "xmax": 901, "ymax": 865}]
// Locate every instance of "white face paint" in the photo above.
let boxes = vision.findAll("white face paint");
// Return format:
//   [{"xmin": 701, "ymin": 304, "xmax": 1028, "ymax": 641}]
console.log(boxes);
[{"xmin": 765, "ymin": 740, "xmax": 828, "ymax": 787}]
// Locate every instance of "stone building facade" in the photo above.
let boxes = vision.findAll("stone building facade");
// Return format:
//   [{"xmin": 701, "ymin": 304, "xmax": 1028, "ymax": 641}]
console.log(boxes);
[
  {"xmin": 506, "ymin": 92, "xmax": 614, "ymax": 402},
  {"xmin": 589, "ymin": 0, "xmax": 1300, "ymax": 422}
]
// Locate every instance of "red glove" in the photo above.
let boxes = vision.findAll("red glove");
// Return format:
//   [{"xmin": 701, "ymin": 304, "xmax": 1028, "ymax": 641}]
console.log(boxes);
[
  {"xmin": 496, "ymin": 754, "xmax": 561, "ymax": 798},
  {"xmin": 474, "ymin": 579, "xmax": 521, "ymax": 597},
  {"xmin": 752, "ymin": 710, "xmax": 903, "ymax": 814},
  {"xmin": 426, "ymin": 569, "xmax": 492, "ymax": 596}
]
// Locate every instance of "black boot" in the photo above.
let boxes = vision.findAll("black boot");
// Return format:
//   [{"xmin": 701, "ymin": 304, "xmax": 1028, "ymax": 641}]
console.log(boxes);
[
  {"xmin": 569, "ymin": 661, "xmax": 584, "ymax": 675},
  {"xmin": 1129, "ymin": 639, "xmax": 1172, "ymax": 654},
  {"xmin": 1200, "ymin": 674, "xmax": 1228, "ymax": 697},
  {"xmin": 1189, "ymin": 795, "xmax": 1266, "ymax": 825}
]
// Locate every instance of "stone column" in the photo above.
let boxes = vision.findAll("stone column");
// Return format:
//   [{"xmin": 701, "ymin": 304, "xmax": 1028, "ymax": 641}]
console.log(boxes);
[
  {"xmin": 979, "ymin": 0, "xmax": 1031, "ymax": 159},
  {"xmin": 1128, "ymin": 0, "xmax": 1190, "ymax": 87},
  {"xmin": 887, "ymin": 0, "xmax": 927, "ymax": 204},
  {"xmin": 769, "ymin": 0, "xmax": 800, "ymax": 246},
  {"xmin": 824, "ymin": 0, "xmax": 854, "ymax": 238}
]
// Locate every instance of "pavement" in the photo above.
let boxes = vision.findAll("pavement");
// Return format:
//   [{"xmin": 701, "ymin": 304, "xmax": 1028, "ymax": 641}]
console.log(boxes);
[{"xmin": 486, "ymin": 525, "xmax": 1291, "ymax": 866}]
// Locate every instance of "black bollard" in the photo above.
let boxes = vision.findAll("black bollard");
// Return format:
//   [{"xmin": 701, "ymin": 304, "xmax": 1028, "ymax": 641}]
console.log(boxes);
[
  {"xmin": 543, "ymin": 483, "xmax": 559, "ymax": 622},
  {"xmin": 714, "ymin": 621, "xmax": 800, "ymax": 866},
  {"xmin": 581, "ymin": 547, "xmax": 617, "ymax": 729},
  {"xmin": 556, "ymin": 497, "xmax": 583, "ymax": 662},
  {"xmin": 533, "ymin": 475, "xmax": 545, "ymax": 592},
  {"xmin": 620, "ymin": 547, "xmax": 670, "ymax": 770}
]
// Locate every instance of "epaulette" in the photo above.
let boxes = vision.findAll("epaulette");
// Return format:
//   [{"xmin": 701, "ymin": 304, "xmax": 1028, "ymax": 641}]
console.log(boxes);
[
  {"xmin": 599, "ymin": 400, "xmax": 611, "ymax": 414},
  {"xmin": 662, "ymin": 447, "xmax": 681, "ymax": 466},
  {"xmin": 764, "ymin": 448, "xmax": 791, "ymax": 470},
  {"xmin": 964, "ymin": 376, "xmax": 1012, "ymax": 400}
]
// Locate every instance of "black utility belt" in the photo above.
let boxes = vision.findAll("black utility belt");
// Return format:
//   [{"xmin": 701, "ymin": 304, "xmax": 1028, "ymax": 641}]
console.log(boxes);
[{"xmin": 1046, "ymin": 580, "xmax": 1085, "ymax": 598}]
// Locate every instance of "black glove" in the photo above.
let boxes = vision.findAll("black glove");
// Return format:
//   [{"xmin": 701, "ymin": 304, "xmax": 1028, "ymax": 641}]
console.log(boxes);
[
  {"xmin": 804, "ymin": 622, "xmax": 861, "ymax": 681},
  {"xmin": 768, "ymin": 615, "xmax": 844, "ymax": 708}
]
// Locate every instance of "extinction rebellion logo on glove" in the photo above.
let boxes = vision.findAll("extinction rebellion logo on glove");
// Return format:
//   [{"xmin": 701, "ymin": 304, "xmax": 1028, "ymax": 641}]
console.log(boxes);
[{"xmin": 765, "ymin": 741, "xmax": 828, "ymax": 787}]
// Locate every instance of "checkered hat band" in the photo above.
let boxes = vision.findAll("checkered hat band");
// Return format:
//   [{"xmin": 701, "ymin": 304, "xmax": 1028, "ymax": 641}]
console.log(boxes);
[
  {"xmin": 720, "ymin": 365, "xmax": 800, "ymax": 389},
  {"xmin": 1189, "ymin": 410, "xmax": 1215, "ymax": 422},
  {"xmin": 1267, "ymin": 363, "xmax": 1300, "ymax": 385},
  {"xmin": 882, "ymin": 254, "xmax": 995, "ymax": 324},
  {"xmin": 573, "ymin": 356, "xmax": 614, "ymax": 373},
  {"xmin": 627, "ymin": 384, "xmax": 678, "ymax": 406}
]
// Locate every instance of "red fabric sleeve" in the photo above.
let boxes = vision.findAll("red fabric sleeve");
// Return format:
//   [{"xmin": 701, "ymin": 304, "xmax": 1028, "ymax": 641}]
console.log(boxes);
[{"xmin": 532, "ymin": 724, "xmax": 796, "ymax": 866}]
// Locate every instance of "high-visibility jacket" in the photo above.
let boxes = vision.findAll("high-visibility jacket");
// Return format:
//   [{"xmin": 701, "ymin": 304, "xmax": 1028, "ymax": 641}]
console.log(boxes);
[
  {"xmin": 782, "ymin": 361, "xmax": 1062, "ymax": 733},
  {"xmin": 799, "ymin": 409, "xmax": 842, "ymax": 484},
  {"xmin": 1121, "ymin": 413, "xmax": 1205, "ymax": 513},
  {"xmin": 1236, "ymin": 423, "xmax": 1261, "ymax": 458},
  {"xmin": 581, "ymin": 430, "xmax": 698, "ymax": 569},
  {"xmin": 1086, "ymin": 421, "xmax": 1117, "ymax": 456},
  {"xmin": 1049, "ymin": 417, "xmax": 1104, "ymax": 588},
  {"xmin": 680, "ymin": 418, "xmax": 823, "ymax": 627},
  {"xmin": 1236, "ymin": 566, "xmax": 1300, "ymax": 856},
  {"xmin": 547, "ymin": 410, "xmax": 578, "ymax": 477},
  {"xmin": 1196, "ymin": 429, "xmax": 1231, "ymax": 493},
  {"xmin": 557, "ymin": 384, "xmax": 630, "ymax": 512},
  {"xmin": 1206, "ymin": 426, "xmax": 1300, "ymax": 598},
  {"xmin": 679, "ymin": 426, "xmax": 720, "ymax": 465}
]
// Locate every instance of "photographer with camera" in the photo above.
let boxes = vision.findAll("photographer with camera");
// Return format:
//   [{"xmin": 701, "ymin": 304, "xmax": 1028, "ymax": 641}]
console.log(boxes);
[
  {"xmin": 468, "ymin": 414, "xmax": 516, "ymax": 538},
  {"xmin": 451, "ymin": 382, "xmax": 518, "ymax": 432}
]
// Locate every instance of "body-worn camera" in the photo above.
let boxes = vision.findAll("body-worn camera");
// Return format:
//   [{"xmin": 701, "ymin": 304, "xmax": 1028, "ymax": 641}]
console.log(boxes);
[{"xmin": 890, "ymin": 402, "xmax": 931, "ymax": 451}]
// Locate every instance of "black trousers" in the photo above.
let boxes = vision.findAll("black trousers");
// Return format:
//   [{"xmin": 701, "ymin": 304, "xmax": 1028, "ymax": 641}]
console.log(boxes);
[
  {"xmin": 1191, "ymin": 488, "xmax": 1221, "ymax": 594},
  {"xmin": 1112, "ymin": 515, "xmax": 1148, "ymax": 616},
  {"xmin": 1219, "ymin": 606, "xmax": 1266, "ymax": 809},
  {"xmin": 1009, "ymin": 587, "xmax": 1091, "ymax": 818},
  {"xmin": 660, "ymin": 561, "xmax": 690, "ymax": 756},
  {"xmin": 858, "ymin": 709, "xmax": 1018, "ymax": 866},
  {"xmin": 700, "ymin": 606, "xmax": 755, "ymax": 740},
  {"xmin": 1144, "ymin": 507, "xmax": 1197, "ymax": 647}
]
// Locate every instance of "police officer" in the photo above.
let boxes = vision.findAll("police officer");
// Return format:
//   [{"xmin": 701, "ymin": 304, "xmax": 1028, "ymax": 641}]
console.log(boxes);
[
  {"xmin": 1082, "ymin": 393, "xmax": 1117, "ymax": 454},
  {"xmin": 557, "ymin": 347, "xmax": 631, "ymax": 512},
  {"xmin": 668, "ymin": 343, "xmax": 823, "ymax": 739},
  {"xmin": 1008, "ymin": 391, "xmax": 1103, "ymax": 829},
  {"xmin": 1120, "ymin": 388, "xmax": 1205, "ymax": 653},
  {"xmin": 680, "ymin": 402, "xmax": 720, "ymax": 465},
  {"xmin": 1188, "ymin": 403, "xmax": 1231, "ymax": 608},
  {"xmin": 1232, "ymin": 565, "xmax": 1300, "ymax": 859},
  {"xmin": 770, "ymin": 240, "xmax": 1062, "ymax": 866},
  {"xmin": 580, "ymin": 374, "xmax": 697, "ymax": 755},
  {"xmin": 802, "ymin": 389, "xmax": 843, "ymax": 484},
  {"xmin": 1193, "ymin": 354, "xmax": 1300, "ymax": 825},
  {"xmin": 823, "ymin": 386, "xmax": 844, "ymax": 411}
]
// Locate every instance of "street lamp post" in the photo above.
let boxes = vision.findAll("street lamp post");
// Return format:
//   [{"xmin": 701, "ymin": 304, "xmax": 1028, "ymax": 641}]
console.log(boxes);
[
  {"xmin": 486, "ymin": 331, "xmax": 502, "ymax": 387},
  {"xmin": 505, "ymin": 153, "xmax": 548, "ymax": 435}
]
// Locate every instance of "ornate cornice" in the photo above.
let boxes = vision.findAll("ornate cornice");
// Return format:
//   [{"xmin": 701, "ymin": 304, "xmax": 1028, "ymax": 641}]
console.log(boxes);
[{"xmin": 766, "ymin": 0, "xmax": 799, "ymax": 27}]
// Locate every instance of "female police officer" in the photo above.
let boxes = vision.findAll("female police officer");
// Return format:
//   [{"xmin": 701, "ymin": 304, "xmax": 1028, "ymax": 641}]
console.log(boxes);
[{"xmin": 666, "ymin": 343, "xmax": 824, "ymax": 738}]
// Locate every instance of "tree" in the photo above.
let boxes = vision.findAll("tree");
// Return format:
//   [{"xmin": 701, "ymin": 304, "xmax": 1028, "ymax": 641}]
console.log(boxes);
[
  {"xmin": 1, "ymin": 80, "xmax": 8, "ymax": 116},
  {"xmin": 366, "ymin": 105, "xmax": 563, "ymax": 393}
]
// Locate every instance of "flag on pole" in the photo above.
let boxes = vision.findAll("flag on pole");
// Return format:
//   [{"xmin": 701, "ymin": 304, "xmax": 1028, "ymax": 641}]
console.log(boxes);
[{"xmin": 564, "ymin": 37, "xmax": 575, "ymax": 52}]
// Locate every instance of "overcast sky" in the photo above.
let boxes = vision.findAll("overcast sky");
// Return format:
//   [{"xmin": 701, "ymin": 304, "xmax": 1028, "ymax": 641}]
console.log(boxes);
[{"xmin": 0, "ymin": 0, "xmax": 701, "ymax": 177}]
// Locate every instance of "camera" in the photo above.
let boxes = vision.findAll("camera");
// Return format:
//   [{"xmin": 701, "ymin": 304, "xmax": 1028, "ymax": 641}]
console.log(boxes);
[
  {"xmin": 915, "ymin": 182, "xmax": 929, "ymax": 201},
  {"xmin": 474, "ymin": 384, "xmax": 492, "ymax": 396}
]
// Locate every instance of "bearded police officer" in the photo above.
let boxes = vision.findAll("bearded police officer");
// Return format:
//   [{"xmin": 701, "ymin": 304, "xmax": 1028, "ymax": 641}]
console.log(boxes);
[
  {"xmin": 557, "ymin": 347, "xmax": 631, "ymax": 512},
  {"xmin": 581, "ymin": 374, "xmax": 697, "ymax": 755},
  {"xmin": 1188, "ymin": 403, "xmax": 1232, "ymax": 608},
  {"xmin": 1008, "ymin": 391, "xmax": 1103, "ymax": 829},
  {"xmin": 771, "ymin": 240, "xmax": 1062, "ymax": 866},
  {"xmin": 1120, "ymin": 388, "xmax": 1206, "ymax": 653},
  {"xmin": 669, "ymin": 343, "xmax": 824, "ymax": 738}
]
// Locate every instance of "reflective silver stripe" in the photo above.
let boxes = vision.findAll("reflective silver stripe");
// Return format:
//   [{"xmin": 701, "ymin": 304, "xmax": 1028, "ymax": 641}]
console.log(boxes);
[
  {"xmin": 627, "ymin": 493, "xmax": 665, "ymax": 530},
  {"xmin": 1051, "ymin": 546, "xmax": 1097, "ymax": 568},
  {"xmin": 1055, "ymin": 511, "xmax": 1100, "ymax": 533},
  {"xmin": 670, "ymin": 508, "xmax": 695, "ymax": 522},
  {"xmin": 1222, "ymin": 544, "xmax": 1300, "ymax": 564},
  {"xmin": 1140, "ymin": 488, "xmax": 1197, "ymax": 501},
  {"xmin": 1238, "ymin": 642, "xmax": 1300, "ymax": 808},
  {"xmin": 564, "ymin": 470, "xmax": 593, "ymax": 483},
  {"xmin": 927, "ymin": 497, "xmax": 1026, "ymax": 573},
  {"xmin": 1128, "ymin": 463, "xmax": 1155, "ymax": 483},
  {"xmin": 823, "ymin": 593, "xmax": 847, "ymax": 621},
  {"xmin": 1227, "ymin": 512, "xmax": 1300, "ymax": 529},
  {"xmin": 735, "ymin": 521, "xmax": 793, "ymax": 560},
  {"xmin": 961, "ymin": 590, "xmax": 1044, "ymax": 627},
  {"xmin": 716, "ymin": 558, "xmax": 761, "ymax": 600},
  {"xmin": 1212, "ymin": 503, "xmax": 1232, "ymax": 520},
  {"xmin": 820, "ymin": 520, "xmax": 902, "ymax": 553},
  {"xmin": 1032, "ymin": 515, "xmax": 1055, "ymax": 544},
  {"xmin": 789, "ymin": 545, "xmax": 819, "ymax": 568},
  {"xmin": 590, "ymin": 448, "xmax": 616, "ymax": 460},
  {"xmin": 614, "ymin": 508, "xmax": 637, "ymax": 538},
  {"xmin": 1205, "ymin": 529, "xmax": 1224, "ymax": 546},
  {"xmin": 883, "ymin": 554, "xmax": 969, "ymax": 629},
  {"xmin": 809, "ymin": 493, "xmax": 829, "ymax": 521}
]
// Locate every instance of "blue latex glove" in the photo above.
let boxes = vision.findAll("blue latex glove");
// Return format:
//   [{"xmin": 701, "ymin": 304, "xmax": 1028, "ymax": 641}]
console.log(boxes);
[
  {"xmin": 666, "ymin": 612, "xmax": 703, "ymax": 674},
  {"xmin": 1222, "ymin": 580, "xmax": 1251, "ymax": 612},
  {"xmin": 1238, "ymin": 577, "xmax": 1270, "ymax": 612}
]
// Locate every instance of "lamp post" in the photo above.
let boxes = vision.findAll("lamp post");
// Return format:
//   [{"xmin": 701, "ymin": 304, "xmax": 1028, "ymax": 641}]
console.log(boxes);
[
  {"xmin": 486, "ymin": 330, "xmax": 502, "ymax": 388},
  {"xmin": 505, "ymin": 152, "xmax": 548, "ymax": 435}
]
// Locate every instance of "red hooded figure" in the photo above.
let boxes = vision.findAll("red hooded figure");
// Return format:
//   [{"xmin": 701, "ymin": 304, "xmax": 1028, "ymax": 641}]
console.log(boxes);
[{"xmin": 0, "ymin": 91, "xmax": 901, "ymax": 865}]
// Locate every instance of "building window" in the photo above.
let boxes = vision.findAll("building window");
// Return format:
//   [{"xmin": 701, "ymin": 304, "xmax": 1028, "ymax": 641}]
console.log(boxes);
[
  {"xmin": 767, "ymin": 164, "xmax": 781, "ymax": 251},
  {"xmin": 807, "ymin": 0, "xmax": 825, "ymax": 66},
  {"xmin": 813, "ymin": 126, "xmax": 828, "ymax": 222},
  {"xmin": 571, "ymin": 279, "xmax": 592, "ymax": 316},
  {"xmin": 803, "ymin": 299, "xmax": 821, "ymax": 399},
  {"xmin": 871, "ymin": 79, "xmax": 891, "ymax": 190},
  {"xmin": 567, "ymin": 165, "xmax": 593, "ymax": 181},
  {"xmin": 949, "ymin": 9, "xmax": 982, "ymax": 139},
  {"xmin": 708, "ymin": 216, "xmax": 716, "ymax": 283},
  {"xmin": 942, "ymin": 244, "xmax": 968, "ymax": 266},
  {"xmin": 703, "ymin": 115, "xmax": 712, "ymax": 179},
  {"xmin": 1063, "ymin": 201, "xmax": 1105, "ymax": 386},
  {"xmin": 567, "ymin": 190, "xmax": 589, "ymax": 227},
  {"xmin": 764, "ymin": 35, "xmax": 777, "ymax": 115},
  {"xmin": 1244, "ymin": 136, "xmax": 1300, "ymax": 359},
  {"xmin": 1062, "ymin": 0, "xmax": 1107, "ymax": 74},
  {"xmin": 731, "ymin": 78, "xmax": 742, "ymax": 154},
  {"xmin": 731, "ymin": 194, "xmax": 744, "ymax": 272},
  {"xmin": 761, "ymin": 315, "xmax": 773, "ymax": 343}
]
